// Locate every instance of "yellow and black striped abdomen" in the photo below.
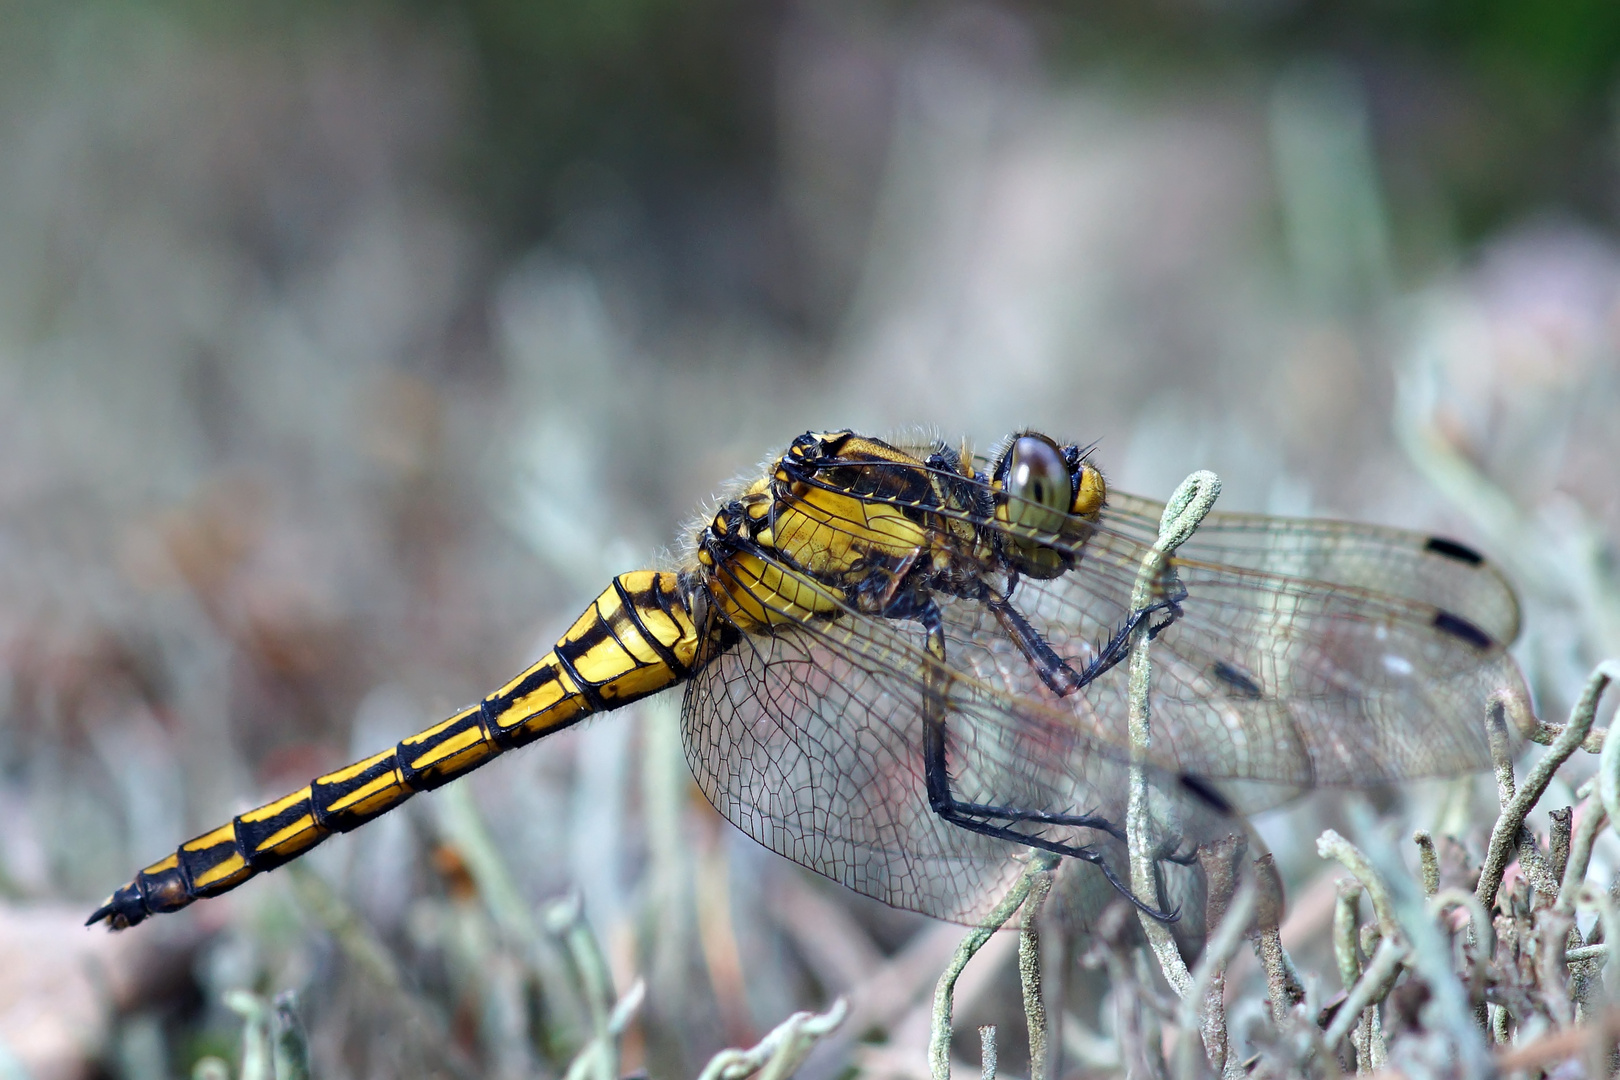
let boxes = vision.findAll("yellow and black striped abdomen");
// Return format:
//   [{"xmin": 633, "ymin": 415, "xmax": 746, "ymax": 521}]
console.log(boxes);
[{"xmin": 89, "ymin": 570, "xmax": 703, "ymax": 929}]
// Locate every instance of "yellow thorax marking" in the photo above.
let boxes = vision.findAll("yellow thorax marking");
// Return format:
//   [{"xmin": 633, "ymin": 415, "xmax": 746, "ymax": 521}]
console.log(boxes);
[
  {"xmin": 772, "ymin": 438, "xmax": 935, "ymax": 569},
  {"xmin": 774, "ymin": 486, "xmax": 927, "ymax": 567},
  {"xmin": 713, "ymin": 550, "xmax": 842, "ymax": 631}
]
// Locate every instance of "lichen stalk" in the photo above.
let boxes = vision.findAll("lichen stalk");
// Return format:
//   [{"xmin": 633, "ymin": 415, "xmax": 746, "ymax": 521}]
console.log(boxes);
[
  {"xmin": 1017, "ymin": 865, "xmax": 1055, "ymax": 1080},
  {"xmin": 929, "ymin": 853, "xmax": 1056, "ymax": 1080},
  {"xmin": 1413, "ymin": 831, "xmax": 1440, "ymax": 899},
  {"xmin": 1125, "ymin": 470, "xmax": 1221, "ymax": 1001},
  {"xmin": 1476, "ymin": 665, "xmax": 1613, "ymax": 911}
]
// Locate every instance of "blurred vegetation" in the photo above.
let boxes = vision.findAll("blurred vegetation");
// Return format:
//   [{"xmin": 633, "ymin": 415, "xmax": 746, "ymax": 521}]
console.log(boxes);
[
  {"xmin": 11, "ymin": 0, "xmax": 1617, "ymax": 326},
  {"xmin": 1051, "ymin": 0, "xmax": 1620, "ymax": 242}
]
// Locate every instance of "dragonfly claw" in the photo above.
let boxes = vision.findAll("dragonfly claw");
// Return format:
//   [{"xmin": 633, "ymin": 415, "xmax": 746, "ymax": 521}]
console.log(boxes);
[{"xmin": 1090, "ymin": 852, "xmax": 1180, "ymax": 923}]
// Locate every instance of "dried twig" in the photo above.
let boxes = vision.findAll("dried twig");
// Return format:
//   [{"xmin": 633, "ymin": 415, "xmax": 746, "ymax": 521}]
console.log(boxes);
[
  {"xmin": 1252, "ymin": 853, "xmax": 1303, "ymax": 1024},
  {"xmin": 1556, "ymin": 796, "xmax": 1610, "ymax": 916},
  {"xmin": 1517, "ymin": 825, "xmax": 1563, "ymax": 897},
  {"xmin": 1549, "ymin": 807, "xmax": 1574, "ymax": 886},
  {"xmin": 1017, "ymin": 869, "xmax": 1053, "ymax": 1080},
  {"xmin": 1185, "ymin": 837, "xmax": 1246, "ymax": 1078},
  {"xmin": 1176, "ymin": 866, "xmax": 1256, "ymax": 1079}
]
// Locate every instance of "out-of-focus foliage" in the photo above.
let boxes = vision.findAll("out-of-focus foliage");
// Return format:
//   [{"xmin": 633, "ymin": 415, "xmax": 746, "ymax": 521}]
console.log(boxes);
[{"xmin": 1045, "ymin": 0, "xmax": 1620, "ymax": 245}]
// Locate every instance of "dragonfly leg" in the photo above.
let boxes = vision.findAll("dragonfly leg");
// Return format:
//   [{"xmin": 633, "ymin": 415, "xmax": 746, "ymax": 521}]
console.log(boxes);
[
  {"xmin": 944, "ymin": 797, "xmax": 1127, "ymax": 842},
  {"xmin": 977, "ymin": 595, "xmax": 1183, "ymax": 833},
  {"xmin": 917, "ymin": 599, "xmax": 1178, "ymax": 922},
  {"xmin": 1068, "ymin": 599, "xmax": 1183, "ymax": 690},
  {"xmin": 988, "ymin": 593, "xmax": 1185, "ymax": 698},
  {"xmin": 941, "ymin": 811, "xmax": 1180, "ymax": 922},
  {"xmin": 987, "ymin": 596, "xmax": 1084, "ymax": 695}
]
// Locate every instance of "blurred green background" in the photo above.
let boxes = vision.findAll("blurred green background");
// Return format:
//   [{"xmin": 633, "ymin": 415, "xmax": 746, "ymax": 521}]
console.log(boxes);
[{"xmin": 2, "ymin": 1, "xmax": 1619, "ymax": 1077}]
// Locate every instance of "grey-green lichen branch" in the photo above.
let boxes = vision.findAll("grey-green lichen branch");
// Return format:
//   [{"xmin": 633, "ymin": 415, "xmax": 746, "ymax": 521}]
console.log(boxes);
[
  {"xmin": 929, "ymin": 851, "xmax": 1060, "ymax": 1080},
  {"xmin": 1305, "ymin": 659, "xmax": 1620, "ymax": 1069},
  {"xmin": 1477, "ymin": 662, "xmax": 1618, "ymax": 911},
  {"xmin": 696, "ymin": 999, "xmax": 849, "ymax": 1080},
  {"xmin": 1317, "ymin": 830, "xmax": 1407, "ymax": 1058},
  {"xmin": 544, "ymin": 895, "xmax": 647, "ymax": 1080},
  {"xmin": 1125, "ymin": 468, "xmax": 1221, "ymax": 1004},
  {"xmin": 1017, "ymin": 864, "xmax": 1053, "ymax": 1080}
]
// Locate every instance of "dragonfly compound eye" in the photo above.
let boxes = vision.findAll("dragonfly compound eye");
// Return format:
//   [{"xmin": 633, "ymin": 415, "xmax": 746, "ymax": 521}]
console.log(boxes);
[{"xmin": 1003, "ymin": 434, "xmax": 1069, "ymax": 536}]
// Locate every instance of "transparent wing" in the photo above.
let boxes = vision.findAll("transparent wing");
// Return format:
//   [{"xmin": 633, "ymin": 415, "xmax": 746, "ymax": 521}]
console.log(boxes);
[
  {"xmin": 1106, "ymin": 490, "xmax": 1521, "ymax": 647},
  {"xmin": 1017, "ymin": 491, "xmax": 1526, "ymax": 805},
  {"xmin": 681, "ymin": 579, "xmax": 1229, "ymax": 923}
]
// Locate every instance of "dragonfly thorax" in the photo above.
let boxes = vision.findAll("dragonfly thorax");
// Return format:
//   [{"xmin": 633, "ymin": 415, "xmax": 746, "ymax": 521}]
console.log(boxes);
[{"xmin": 690, "ymin": 430, "xmax": 1099, "ymax": 636}]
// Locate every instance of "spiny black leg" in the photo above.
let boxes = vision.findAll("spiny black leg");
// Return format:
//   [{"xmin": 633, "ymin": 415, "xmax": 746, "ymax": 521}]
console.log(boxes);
[
  {"xmin": 987, "ymin": 596, "xmax": 1082, "ymax": 695},
  {"xmin": 989, "ymin": 593, "xmax": 1185, "ymax": 700},
  {"xmin": 916, "ymin": 598, "xmax": 1178, "ymax": 922},
  {"xmin": 945, "ymin": 798, "xmax": 1128, "ymax": 842},
  {"xmin": 965, "ymin": 593, "xmax": 1190, "ymax": 842},
  {"xmin": 935, "ymin": 807, "xmax": 1180, "ymax": 922},
  {"xmin": 1069, "ymin": 599, "xmax": 1183, "ymax": 690},
  {"xmin": 919, "ymin": 600, "xmax": 952, "ymax": 812}
]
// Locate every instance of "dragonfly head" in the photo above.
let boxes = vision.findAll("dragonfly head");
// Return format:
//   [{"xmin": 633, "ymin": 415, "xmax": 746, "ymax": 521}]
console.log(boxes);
[{"xmin": 991, "ymin": 432, "xmax": 1107, "ymax": 579}]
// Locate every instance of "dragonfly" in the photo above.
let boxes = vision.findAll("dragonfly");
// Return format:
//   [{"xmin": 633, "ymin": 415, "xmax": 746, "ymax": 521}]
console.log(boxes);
[{"xmin": 89, "ymin": 429, "xmax": 1525, "ymax": 929}]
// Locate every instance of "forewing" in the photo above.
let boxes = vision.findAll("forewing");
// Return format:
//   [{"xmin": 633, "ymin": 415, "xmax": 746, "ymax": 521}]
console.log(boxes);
[
  {"xmin": 1106, "ymin": 491, "xmax": 1521, "ymax": 647},
  {"xmin": 977, "ymin": 490, "xmax": 1526, "ymax": 807}
]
